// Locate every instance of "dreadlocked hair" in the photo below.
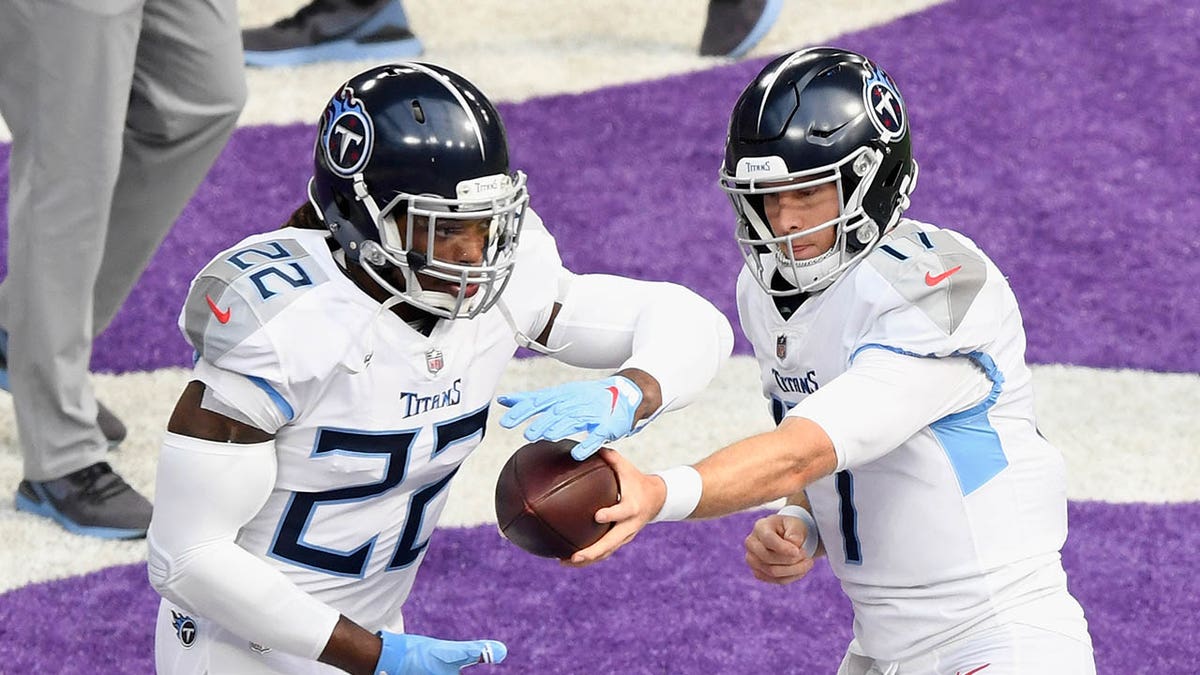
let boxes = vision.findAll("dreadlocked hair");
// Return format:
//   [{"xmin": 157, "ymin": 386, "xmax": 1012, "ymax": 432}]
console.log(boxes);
[{"xmin": 282, "ymin": 202, "xmax": 325, "ymax": 231}]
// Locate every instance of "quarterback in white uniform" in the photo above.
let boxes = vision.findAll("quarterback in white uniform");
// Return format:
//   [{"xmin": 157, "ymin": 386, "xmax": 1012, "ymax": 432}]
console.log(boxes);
[
  {"xmin": 566, "ymin": 49, "xmax": 1096, "ymax": 674},
  {"xmin": 147, "ymin": 63, "xmax": 732, "ymax": 675}
]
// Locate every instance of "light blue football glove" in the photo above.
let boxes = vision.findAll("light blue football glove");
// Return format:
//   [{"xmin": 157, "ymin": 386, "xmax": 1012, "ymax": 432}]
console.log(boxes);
[
  {"xmin": 374, "ymin": 631, "xmax": 506, "ymax": 675},
  {"xmin": 496, "ymin": 375, "xmax": 644, "ymax": 460}
]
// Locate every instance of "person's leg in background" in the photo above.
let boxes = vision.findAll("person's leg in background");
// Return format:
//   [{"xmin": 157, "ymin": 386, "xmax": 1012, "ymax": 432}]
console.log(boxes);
[
  {"xmin": 242, "ymin": 0, "xmax": 422, "ymax": 67},
  {"xmin": 0, "ymin": 0, "xmax": 244, "ymax": 539},
  {"xmin": 0, "ymin": 0, "xmax": 148, "ymax": 539},
  {"xmin": 0, "ymin": 2, "xmax": 137, "ymax": 450},
  {"xmin": 91, "ymin": 0, "xmax": 246, "ymax": 334}
]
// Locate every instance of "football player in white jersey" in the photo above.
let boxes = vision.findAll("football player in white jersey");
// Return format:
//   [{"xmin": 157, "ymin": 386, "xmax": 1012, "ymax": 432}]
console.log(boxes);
[
  {"xmin": 146, "ymin": 63, "xmax": 733, "ymax": 675},
  {"xmin": 562, "ymin": 49, "xmax": 1097, "ymax": 674}
]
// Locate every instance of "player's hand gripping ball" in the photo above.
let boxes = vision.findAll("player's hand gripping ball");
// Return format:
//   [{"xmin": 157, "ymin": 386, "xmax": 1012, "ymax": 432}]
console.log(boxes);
[{"xmin": 494, "ymin": 439, "xmax": 620, "ymax": 559}]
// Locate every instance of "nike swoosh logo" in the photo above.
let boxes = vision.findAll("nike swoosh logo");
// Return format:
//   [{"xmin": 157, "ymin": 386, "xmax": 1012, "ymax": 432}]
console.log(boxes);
[
  {"xmin": 606, "ymin": 385, "xmax": 620, "ymax": 412},
  {"xmin": 205, "ymin": 294, "xmax": 232, "ymax": 324},
  {"xmin": 925, "ymin": 265, "xmax": 963, "ymax": 286},
  {"xmin": 957, "ymin": 664, "xmax": 991, "ymax": 675}
]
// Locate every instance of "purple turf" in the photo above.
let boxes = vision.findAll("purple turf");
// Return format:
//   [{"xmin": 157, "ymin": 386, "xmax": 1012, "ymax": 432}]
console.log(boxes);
[
  {"xmin": 1, "ymin": 502, "xmax": 1197, "ymax": 673},
  {"xmin": 0, "ymin": 0, "xmax": 1196, "ymax": 374}
]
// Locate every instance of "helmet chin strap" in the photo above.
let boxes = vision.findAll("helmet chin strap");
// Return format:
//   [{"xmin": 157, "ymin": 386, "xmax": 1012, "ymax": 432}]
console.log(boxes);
[
  {"xmin": 495, "ymin": 299, "xmax": 572, "ymax": 355},
  {"xmin": 409, "ymin": 287, "xmax": 464, "ymax": 313},
  {"xmin": 775, "ymin": 246, "xmax": 842, "ymax": 292},
  {"xmin": 395, "ymin": 249, "xmax": 483, "ymax": 316},
  {"xmin": 339, "ymin": 295, "xmax": 404, "ymax": 374}
]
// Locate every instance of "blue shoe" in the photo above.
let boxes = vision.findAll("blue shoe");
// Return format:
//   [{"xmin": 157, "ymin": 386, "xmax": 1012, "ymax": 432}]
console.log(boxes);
[
  {"xmin": 699, "ymin": 0, "xmax": 783, "ymax": 58},
  {"xmin": 16, "ymin": 462, "xmax": 151, "ymax": 540},
  {"xmin": 242, "ymin": 0, "xmax": 423, "ymax": 68},
  {"xmin": 0, "ymin": 328, "xmax": 126, "ymax": 449}
]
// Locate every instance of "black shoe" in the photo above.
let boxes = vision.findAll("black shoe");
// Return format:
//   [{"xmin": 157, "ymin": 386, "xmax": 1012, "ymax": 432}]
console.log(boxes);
[
  {"xmin": 699, "ymin": 0, "xmax": 783, "ymax": 58},
  {"xmin": 242, "ymin": 0, "xmax": 423, "ymax": 67},
  {"xmin": 0, "ymin": 329, "xmax": 125, "ymax": 450},
  {"xmin": 15, "ymin": 462, "xmax": 152, "ymax": 539}
]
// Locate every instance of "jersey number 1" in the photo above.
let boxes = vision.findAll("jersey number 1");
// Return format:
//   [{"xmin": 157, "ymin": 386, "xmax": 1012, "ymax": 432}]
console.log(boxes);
[{"xmin": 774, "ymin": 398, "xmax": 862, "ymax": 565}]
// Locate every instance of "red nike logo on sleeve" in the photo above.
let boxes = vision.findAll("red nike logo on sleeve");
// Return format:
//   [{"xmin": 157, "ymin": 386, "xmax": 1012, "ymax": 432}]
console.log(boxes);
[
  {"xmin": 956, "ymin": 664, "xmax": 991, "ymax": 675},
  {"xmin": 205, "ymin": 294, "xmax": 232, "ymax": 324},
  {"xmin": 925, "ymin": 265, "xmax": 963, "ymax": 286},
  {"xmin": 606, "ymin": 385, "xmax": 619, "ymax": 412}
]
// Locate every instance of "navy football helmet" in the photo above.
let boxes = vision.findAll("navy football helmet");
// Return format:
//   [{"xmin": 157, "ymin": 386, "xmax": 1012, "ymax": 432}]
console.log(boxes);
[
  {"xmin": 720, "ymin": 47, "xmax": 918, "ymax": 295},
  {"xmin": 309, "ymin": 62, "xmax": 528, "ymax": 318}
]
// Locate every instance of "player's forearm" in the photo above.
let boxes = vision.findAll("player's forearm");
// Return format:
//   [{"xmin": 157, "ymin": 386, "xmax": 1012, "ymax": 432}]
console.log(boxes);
[
  {"xmin": 149, "ymin": 431, "xmax": 342, "ymax": 662},
  {"xmin": 690, "ymin": 417, "xmax": 837, "ymax": 519},
  {"xmin": 615, "ymin": 367, "xmax": 662, "ymax": 423},
  {"xmin": 319, "ymin": 615, "xmax": 383, "ymax": 675},
  {"xmin": 149, "ymin": 537, "xmax": 342, "ymax": 661}
]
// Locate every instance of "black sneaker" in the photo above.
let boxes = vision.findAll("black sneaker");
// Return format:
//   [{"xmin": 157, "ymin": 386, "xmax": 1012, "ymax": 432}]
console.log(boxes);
[
  {"xmin": 699, "ymin": 0, "xmax": 782, "ymax": 58},
  {"xmin": 0, "ymin": 329, "xmax": 126, "ymax": 450},
  {"xmin": 15, "ymin": 462, "xmax": 152, "ymax": 540},
  {"xmin": 242, "ymin": 0, "xmax": 423, "ymax": 68}
]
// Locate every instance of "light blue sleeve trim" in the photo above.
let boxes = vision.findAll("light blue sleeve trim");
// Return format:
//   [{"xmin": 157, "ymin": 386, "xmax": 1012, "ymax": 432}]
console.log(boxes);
[
  {"xmin": 247, "ymin": 375, "xmax": 295, "ymax": 422},
  {"xmin": 849, "ymin": 342, "xmax": 922, "ymax": 363},
  {"xmin": 849, "ymin": 344, "xmax": 1008, "ymax": 496}
]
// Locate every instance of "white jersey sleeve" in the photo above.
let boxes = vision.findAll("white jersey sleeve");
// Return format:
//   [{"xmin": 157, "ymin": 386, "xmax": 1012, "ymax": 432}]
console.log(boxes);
[{"xmin": 786, "ymin": 347, "xmax": 993, "ymax": 470}]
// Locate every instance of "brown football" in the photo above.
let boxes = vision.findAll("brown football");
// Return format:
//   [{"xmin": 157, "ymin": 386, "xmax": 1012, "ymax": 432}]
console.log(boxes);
[{"xmin": 494, "ymin": 439, "xmax": 620, "ymax": 559}]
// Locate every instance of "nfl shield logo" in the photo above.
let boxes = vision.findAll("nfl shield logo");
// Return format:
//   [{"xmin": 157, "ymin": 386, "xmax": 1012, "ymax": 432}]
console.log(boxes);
[
  {"xmin": 776, "ymin": 335, "xmax": 788, "ymax": 360},
  {"xmin": 425, "ymin": 349, "xmax": 444, "ymax": 374}
]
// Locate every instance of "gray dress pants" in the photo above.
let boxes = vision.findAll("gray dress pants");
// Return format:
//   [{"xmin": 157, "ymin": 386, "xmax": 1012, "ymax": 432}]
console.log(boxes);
[{"xmin": 0, "ymin": 0, "xmax": 246, "ymax": 480}]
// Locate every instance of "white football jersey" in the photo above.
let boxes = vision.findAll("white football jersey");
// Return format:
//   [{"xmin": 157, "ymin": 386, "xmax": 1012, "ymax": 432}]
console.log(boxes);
[
  {"xmin": 177, "ymin": 210, "xmax": 562, "ymax": 633},
  {"xmin": 737, "ymin": 219, "xmax": 1090, "ymax": 661}
]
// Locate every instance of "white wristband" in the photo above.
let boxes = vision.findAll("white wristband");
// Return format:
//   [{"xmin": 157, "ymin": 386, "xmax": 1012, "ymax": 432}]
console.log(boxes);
[
  {"xmin": 777, "ymin": 505, "xmax": 820, "ymax": 558},
  {"xmin": 650, "ymin": 466, "xmax": 703, "ymax": 523}
]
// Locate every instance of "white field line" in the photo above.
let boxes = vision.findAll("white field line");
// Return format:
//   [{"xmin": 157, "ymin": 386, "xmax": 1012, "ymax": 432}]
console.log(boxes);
[{"xmin": 0, "ymin": 356, "xmax": 1196, "ymax": 591}]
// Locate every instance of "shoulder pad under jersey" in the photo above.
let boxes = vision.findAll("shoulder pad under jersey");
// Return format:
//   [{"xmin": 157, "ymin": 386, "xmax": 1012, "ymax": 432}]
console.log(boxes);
[
  {"xmin": 864, "ymin": 221, "xmax": 988, "ymax": 335},
  {"xmin": 182, "ymin": 234, "xmax": 333, "ymax": 363}
]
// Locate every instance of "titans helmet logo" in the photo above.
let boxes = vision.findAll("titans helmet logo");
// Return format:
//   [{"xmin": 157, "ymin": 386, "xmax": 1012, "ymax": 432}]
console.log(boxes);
[
  {"xmin": 320, "ymin": 87, "xmax": 374, "ymax": 177},
  {"xmin": 171, "ymin": 610, "xmax": 197, "ymax": 649},
  {"xmin": 862, "ymin": 65, "xmax": 907, "ymax": 143}
]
